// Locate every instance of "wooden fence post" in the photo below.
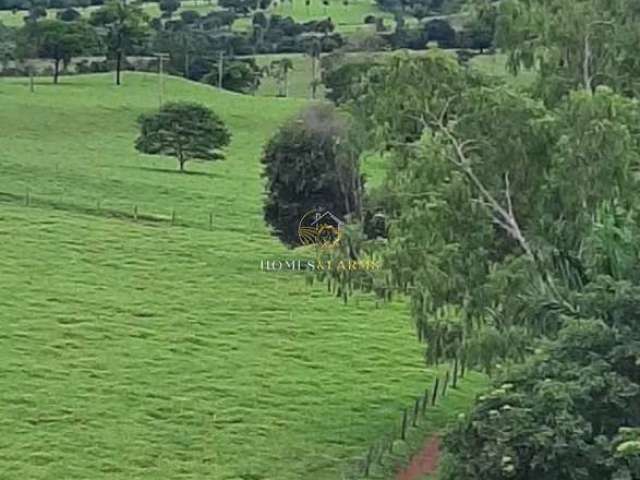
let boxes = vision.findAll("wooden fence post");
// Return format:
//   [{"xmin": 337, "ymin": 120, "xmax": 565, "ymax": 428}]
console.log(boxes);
[
  {"xmin": 171, "ymin": 209, "xmax": 176, "ymax": 226},
  {"xmin": 363, "ymin": 445, "xmax": 373, "ymax": 477},
  {"xmin": 412, "ymin": 397, "xmax": 420, "ymax": 427},
  {"xmin": 209, "ymin": 211, "xmax": 213, "ymax": 230},
  {"xmin": 133, "ymin": 205, "xmax": 138, "ymax": 221},
  {"xmin": 442, "ymin": 370, "xmax": 450, "ymax": 397},
  {"xmin": 422, "ymin": 388, "xmax": 429, "ymax": 416},
  {"xmin": 400, "ymin": 409, "xmax": 408, "ymax": 440},
  {"xmin": 431, "ymin": 377, "xmax": 440, "ymax": 406},
  {"xmin": 453, "ymin": 357, "xmax": 459, "ymax": 389}
]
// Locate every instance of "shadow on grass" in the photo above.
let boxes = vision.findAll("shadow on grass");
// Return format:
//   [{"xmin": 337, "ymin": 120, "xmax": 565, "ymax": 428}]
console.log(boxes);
[{"xmin": 119, "ymin": 165, "xmax": 221, "ymax": 178}]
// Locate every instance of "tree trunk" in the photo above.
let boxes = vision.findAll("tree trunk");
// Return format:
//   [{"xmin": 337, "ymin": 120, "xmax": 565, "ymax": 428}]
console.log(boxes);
[
  {"xmin": 310, "ymin": 56, "xmax": 317, "ymax": 99},
  {"xmin": 116, "ymin": 51, "xmax": 122, "ymax": 86},
  {"xmin": 53, "ymin": 58, "xmax": 60, "ymax": 84},
  {"xmin": 284, "ymin": 69, "xmax": 289, "ymax": 97},
  {"xmin": 179, "ymin": 158, "xmax": 186, "ymax": 172}
]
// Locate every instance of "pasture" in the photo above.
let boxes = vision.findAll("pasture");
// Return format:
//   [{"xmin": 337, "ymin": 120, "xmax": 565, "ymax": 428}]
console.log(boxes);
[{"xmin": 0, "ymin": 73, "xmax": 484, "ymax": 479}]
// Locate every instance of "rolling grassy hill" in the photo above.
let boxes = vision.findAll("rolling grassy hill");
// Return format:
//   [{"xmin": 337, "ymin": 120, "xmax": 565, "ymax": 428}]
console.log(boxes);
[{"xmin": 0, "ymin": 73, "xmax": 485, "ymax": 479}]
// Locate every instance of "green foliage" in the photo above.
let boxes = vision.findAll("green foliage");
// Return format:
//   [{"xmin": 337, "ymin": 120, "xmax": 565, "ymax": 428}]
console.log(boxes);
[
  {"xmin": 318, "ymin": 52, "xmax": 640, "ymax": 372},
  {"xmin": 202, "ymin": 58, "xmax": 263, "ymax": 94},
  {"xmin": 261, "ymin": 104, "xmax": 362, "ymax": 246},
  {"xmin": 89, "ymin": 0, "xmax": 148, "ymax": 85},
  {"xmin": 56, "ymin": 7, "xmax": 81, "ymax": 22},
  {"xmin": 440, "ymin": 284, "xmax": 640, "ymax": 480},
  {"xmin": 0, "ymin": 21, "xmax": 16, "ymax": 66},
  {"xmin": 351, "ymin": 50, "xmax": 488, "ymax": 147},
  {"xmin": 135, "ymin": 101, "xmax": 231, "ymax": 172},
  {"xmin": 320, "ymin": 53, "xmax": 379, "ymax": 105},
  {"xmin": 159, "ymin": 0, "xmax": 181, "ymax": 17},
  {"xmin": 17, "ymin": 18, "xmax": 96, "ymax": 82},
  {"xmin": 459, "ymin": 0, "xmax": 496, "ymax": 52},
  {"xmin": 423, "ymin": 18, "xmax": 456, "ymax": 47},
  {"xmin": 496, "ymin": 0, "xmax": 640, "ymax": 104}
]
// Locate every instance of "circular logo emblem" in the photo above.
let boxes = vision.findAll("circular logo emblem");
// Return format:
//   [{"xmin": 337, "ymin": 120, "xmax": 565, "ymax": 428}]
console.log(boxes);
[{"xmin": 298, "ymin": 209, "xmax": 344, "ymax": 249}]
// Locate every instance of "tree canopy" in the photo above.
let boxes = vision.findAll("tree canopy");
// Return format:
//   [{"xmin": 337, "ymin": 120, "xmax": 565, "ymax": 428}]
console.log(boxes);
[
  {"xmin": 135, "ymin": 102, "xmax": 231, "ymax": 172},
  {"xmin": 89, "ymin": 0, "xmax": 148, "ymax": 85},
  {"xmin": 261, "ymin": 104, "xmax": 363, "ymax": 246},
  {"xmin": 17, "ymin": 18, "xmax": 96, "ymax": 83},
  {"xmin": 496, "ymin": 0, "xmax": 640, "ymax": 103}
]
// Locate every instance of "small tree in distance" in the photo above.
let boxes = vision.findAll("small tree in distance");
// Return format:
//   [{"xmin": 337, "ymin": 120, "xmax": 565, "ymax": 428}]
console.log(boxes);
[
  {"xmin": 159, "ymin": 0, "xmax": 181, "ymax": 18},
  {"xmin": 135, "ymin": 102, "xmax": 231, "ymax": 173},
  {"xmin": 90, "ymin": 0, "xmax": 149, "ymax": 86}
]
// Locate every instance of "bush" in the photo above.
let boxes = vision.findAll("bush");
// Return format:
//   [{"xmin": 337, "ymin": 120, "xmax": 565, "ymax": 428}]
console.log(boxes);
[
  {"xmin": 424, "ymin": 18, "xmax": 456, "ymax": 48},
  {"xmin": 48, "ymin": 0, "xmax": 70, "ymax": 8},
  {"xmin": 440, "ymin": 279, "xmax": 640, "ymax": 480},
  {"xmin": 56, "ymin": 7, "xmax": 80, "ymax": 21},
  {"xmin": 363, "ymin": 14, "xmax": 376, "ymax": 24},
  {"xmin": 201, "ymin": 58, "xmax": 263, "ymax": 94},
  {"xmin": 322, "ymin": 58, "xmax": 378, "ymax": 104},
  {"xmin": 179, "ymin": 9, "xmax": 200, "ymax": 24},
  {"xmin": 261, "ymin": 105, "xmax": 362, "ymax": 246}
]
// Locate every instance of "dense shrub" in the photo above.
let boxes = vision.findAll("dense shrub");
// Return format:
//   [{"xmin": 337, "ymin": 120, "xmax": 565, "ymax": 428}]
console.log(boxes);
[
  {"xmin": 261, "ymin": 105, "xmax": 362, "ymax": 246},
  {"xmin": 441, "ymin": 281, "xmax": 640, "ymax": 480},
  {"xmin": 56, "ymin": 7, "xmax": 80, "ymax": 21},
  {"xmin": 321, "ymin": 57, "xmax": 379, "ymax": 105},
  {"xmin": 424, "ymin": 18, "xmax": 456, "ymax": 47}
]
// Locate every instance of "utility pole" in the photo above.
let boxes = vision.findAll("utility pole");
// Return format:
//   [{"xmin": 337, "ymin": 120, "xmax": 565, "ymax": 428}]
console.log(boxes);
[
  {"xmin": 217, "ymin": 50, "xmax": 224, "ymax": 89},
  {"xmin": 153, "ymin": 53, "xmax": 169, "ymax": 108}
]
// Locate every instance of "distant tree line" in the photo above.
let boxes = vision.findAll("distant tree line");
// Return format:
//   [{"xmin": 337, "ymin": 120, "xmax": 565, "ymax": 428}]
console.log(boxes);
[{"xmin": 0, "ymin": 0, "xmax": 345, "ymax": 91}]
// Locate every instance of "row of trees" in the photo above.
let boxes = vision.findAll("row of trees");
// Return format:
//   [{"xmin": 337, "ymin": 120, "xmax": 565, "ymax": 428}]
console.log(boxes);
[
  {"xmin": 4, "ymin": 0, "xmax": 148, "ymax": 84},
  {"xmin": 0, "ymin": 0, "xmax": 343, "ymax": 90}
]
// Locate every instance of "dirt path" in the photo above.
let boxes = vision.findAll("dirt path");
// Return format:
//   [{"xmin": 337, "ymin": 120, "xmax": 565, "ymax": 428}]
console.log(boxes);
[{"xmin": 396, "ymin": 435, "xmax": 441, "ymax": 480}]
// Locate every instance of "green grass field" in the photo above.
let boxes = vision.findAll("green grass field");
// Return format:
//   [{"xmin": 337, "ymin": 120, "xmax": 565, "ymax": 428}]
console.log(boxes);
[
  {"xmin": 0, "ymin": 73, "xmax": 485, "ymax": 479},
  {"xmin": 271, "ymin": 0, "xmax": 391, "ymax": 32}
]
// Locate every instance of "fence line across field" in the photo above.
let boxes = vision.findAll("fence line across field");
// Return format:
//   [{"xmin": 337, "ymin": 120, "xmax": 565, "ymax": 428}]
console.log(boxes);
[{"xmin": 1, "ymin": 188, "xmax": 220, "ymax": 232}]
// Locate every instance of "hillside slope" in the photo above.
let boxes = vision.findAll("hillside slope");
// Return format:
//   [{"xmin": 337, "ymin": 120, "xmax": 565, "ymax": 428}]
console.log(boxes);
[{"xmin": 0, "ymin": 74, "xmax": 482, "ymax": 479}]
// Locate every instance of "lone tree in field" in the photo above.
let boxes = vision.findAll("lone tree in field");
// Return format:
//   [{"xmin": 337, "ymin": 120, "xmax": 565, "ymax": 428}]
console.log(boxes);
[{"xmin": 135, "ymin": 102, "xmax": 231, "ymax": 173}]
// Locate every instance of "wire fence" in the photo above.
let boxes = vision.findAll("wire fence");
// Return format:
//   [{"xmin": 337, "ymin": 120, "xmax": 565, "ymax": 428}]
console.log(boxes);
[
  {"xmin": 0, "ymin": 188, "xmax": 222, "ymax": 232},
  {"xmin": 343, "ymin": 359, "xmax": 466, "ymax": 479}
]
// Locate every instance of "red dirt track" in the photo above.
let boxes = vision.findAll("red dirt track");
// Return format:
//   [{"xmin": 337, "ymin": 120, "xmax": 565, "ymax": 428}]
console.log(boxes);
[{"xmin": 396, "ymin": 435, "xmax": 441, "ymax": 480}]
